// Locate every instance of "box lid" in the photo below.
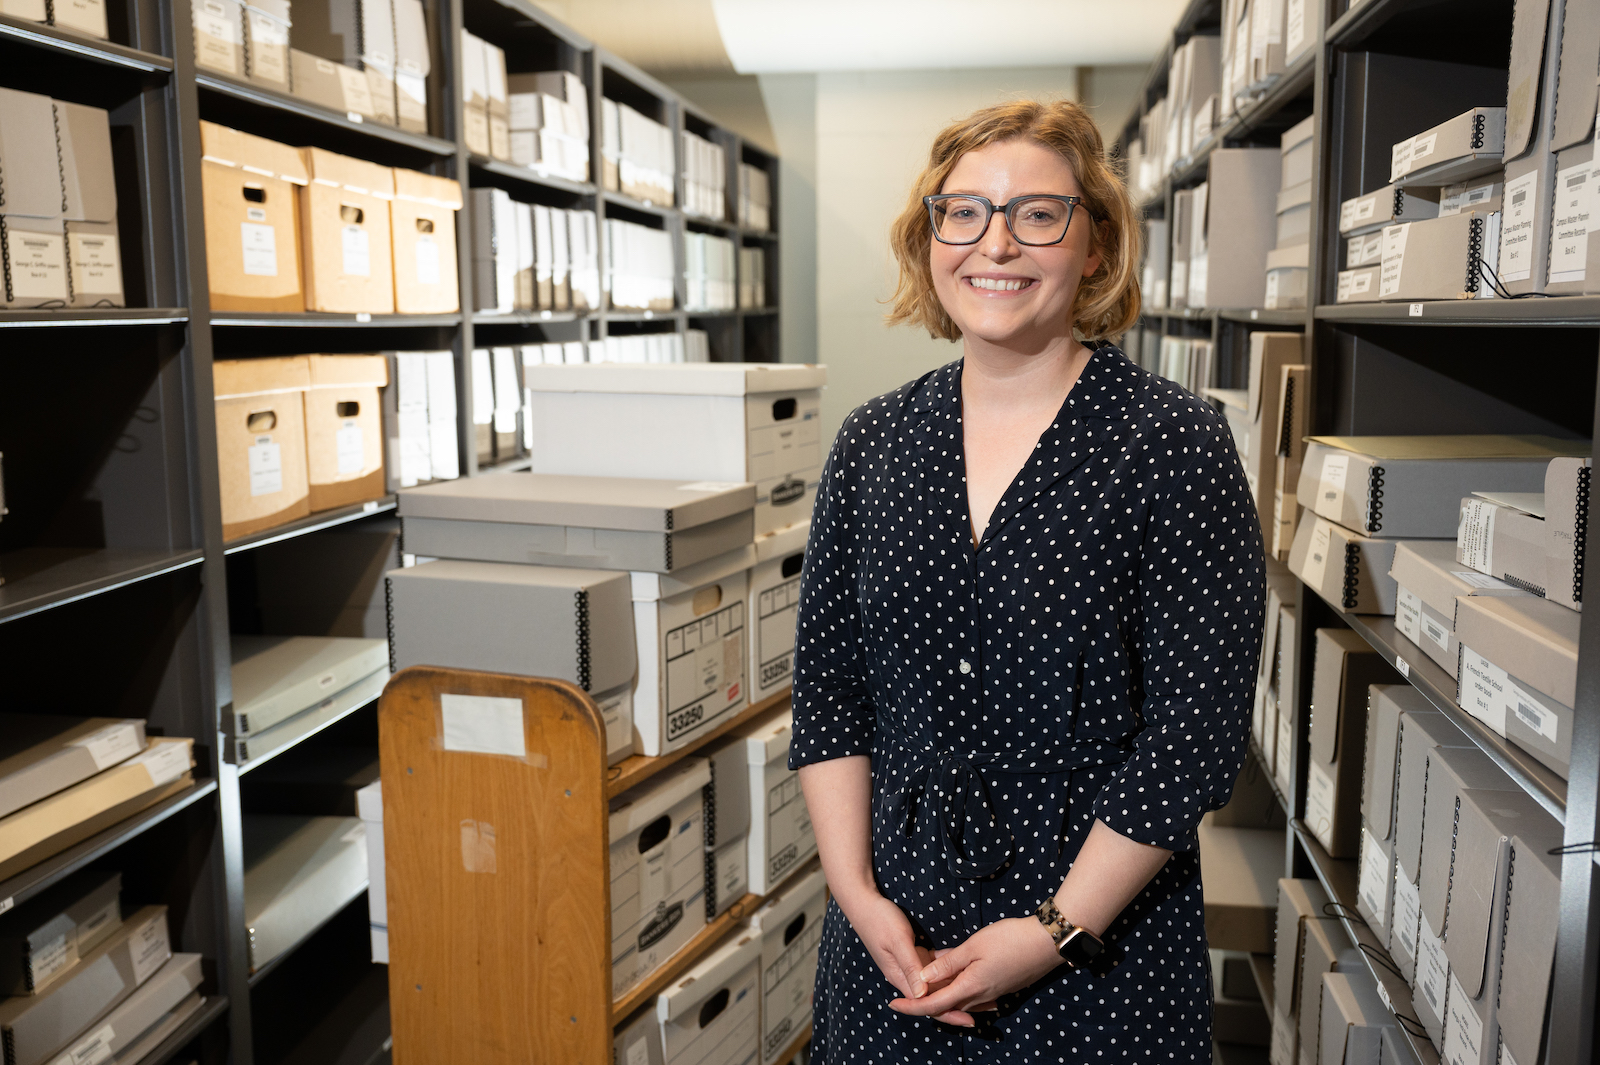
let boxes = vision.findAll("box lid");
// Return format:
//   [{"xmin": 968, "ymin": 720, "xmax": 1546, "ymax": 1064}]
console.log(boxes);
[
  {"xmin": 754, "ymin": 519, "xmax": 809, "ymax": 564},
  {"xmin": 212, "ymin": 356, "xmax": 312, "ymax": 399},
  {"xmin": 1454, "ymin": 595, "xmax": 1580, "ymax": 706},
  {"xmin": 748, "ymin": 861, "xmax": 827, "ymax": 935},
  {"xmin": 355, "ymin": 780, "xmax": 382, "ymax": 822},
  {"xmin": 1247, "ymin": 333, "xmax": 1303, "ymax": 421},
  {"xmin": 393, "ymin": 169, "xmax": 463, "ymax": 209},
  {"xmin": 1362, "ymin": 685, "xmax": 1434, "ymax": 839},
  {"xmin": 655, "ymin": 928, "xmax": 759, "ymax": 1022},
  {"xmin": 199, "ymin": 122, "xmax": 308, "ymax": 185},
  {"xmin": 631, "ymin": 544, "xmax": 756, "ymax": 602},
  {"xmin": 524, "ymin": 362, "xmax": 827, "ymax": 396},
  {"xmin": 742, "ymin": 708, "xmax": 793, "ymax": 766},
  {"xmin": 1504, "ymin": 0, "xmax": 1552, "ymax": 161},
  {"xmin": 1496, "ymin": 829, "xmax": 1564, "ymax": 1064},
  {"xmin": 230, "ymin": 636, "xmax": 389, "ymax": 719},
  {"xmin": 1304, "ymin": 435, "xmax": 1589, "ymax": 461},
  {"xmin": 0, "ymin": 716, "xmax": 146, "ymax": 819},
  {"xmin": 1418, "ymin": 747, "xmax": 1520, "ymax": 931},
  {"xmin": 308, "ymin": 353, "xmax": 389, "ymax": 389},
  {"xmin": 54, "ymin": 102, "xmax": 117, "ymax": 223},
  {"xmin": 609, "ymin": 757, "xmax": 710, "ymax": 836},
  {"xmin": 1309, "ymin": 629, "xmax": 1386, "ymax": 766},
  {"xmin": 301, "ymin": 147, "xmax": 396, "ymax": 198},
  {"xmin": 1441, "ymin": 788, "xmax": 1561, "ymax": 998},
  {"xmin": 398, "ymin": 474, "xmax": 755, "ymax": 533},
  {"xmin": 1389, "ymin": 539, "xmax": 1532, "ymax": 617},
  {"xmin": 1281, "ymin": 114, "xmax": 1316, "ymax": 153}
]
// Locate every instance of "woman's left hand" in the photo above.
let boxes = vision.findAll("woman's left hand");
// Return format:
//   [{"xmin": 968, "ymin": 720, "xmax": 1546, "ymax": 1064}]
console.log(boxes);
[{"xmin": 887, "ymin": 917, "xmax": 1063, "ymax": 1027}]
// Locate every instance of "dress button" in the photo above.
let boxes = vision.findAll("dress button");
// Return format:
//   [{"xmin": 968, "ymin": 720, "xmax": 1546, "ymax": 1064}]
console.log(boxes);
[{"xmin": 959, "ymin": 660, "xmax": 972, "ymax": 674}]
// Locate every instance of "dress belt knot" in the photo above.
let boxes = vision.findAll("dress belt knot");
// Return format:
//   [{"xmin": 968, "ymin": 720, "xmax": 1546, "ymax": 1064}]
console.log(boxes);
[{"xmin": 878, "ymin": 719, "xmax": 1132, "ymax": 880}]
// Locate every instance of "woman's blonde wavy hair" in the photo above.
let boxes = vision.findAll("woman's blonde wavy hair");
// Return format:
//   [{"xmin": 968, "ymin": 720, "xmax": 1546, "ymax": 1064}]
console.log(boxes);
[{"xmin": 887, "ymin": 99, "xmax": 1141, "ymax": 342}]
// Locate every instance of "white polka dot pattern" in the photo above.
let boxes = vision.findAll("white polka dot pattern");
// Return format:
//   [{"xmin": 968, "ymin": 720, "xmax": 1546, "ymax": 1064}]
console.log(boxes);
[{"xmin": 788, "ymin": 346, "xmax": 1266, "ymax": 1062}]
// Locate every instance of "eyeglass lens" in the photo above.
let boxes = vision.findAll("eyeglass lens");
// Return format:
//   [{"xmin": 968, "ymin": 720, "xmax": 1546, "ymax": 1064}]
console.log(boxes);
[{"xmin": 929, "ymin": 197, "xmax": 1074, "ymax": 245}]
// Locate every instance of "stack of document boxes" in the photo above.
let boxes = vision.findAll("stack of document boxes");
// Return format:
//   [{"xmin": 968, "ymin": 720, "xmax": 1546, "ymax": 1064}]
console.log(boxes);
[
  {"xmin": 508, "ymin": 71, "xmax": 591, "ymax": 182},
  {"xmin": 469, "ymin": 188, "xmax": 601, "ymax": 315},
  {"xmin": 1265, "ymin": 115, "xmax": 1313, "ymax": 310},
  {"xmin": 383, "ymin": 362, "xmax": 828, "ymax": 1006}
]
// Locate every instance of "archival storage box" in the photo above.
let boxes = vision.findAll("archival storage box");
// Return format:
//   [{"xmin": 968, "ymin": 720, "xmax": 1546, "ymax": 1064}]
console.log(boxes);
[
  {"xmin": 1272, "ymin": 604, "xmax": 1299, "ymax": 799},
  {"xmin": 242, "ymin": 815, "xmax": 369, "ymax": 972},
  {"xmin": 1318, "ymin": 970, "xmax": 1395, "ymax": 1065},
  {"xmin": 0, "ymin": 738, "xmax": 195, "ymax": 883},
  {"xmin": 1304, "ymin": 629, "xmax": 1398, "ymax": 857},
  {"xmin": 748, "ymin": 520, "xmax": 807, "ymax": 705},
  {"xmin": 524, "ymin": 362, "xmax": 826, "ymax": 536},
  {"xmin": 242, "ymin": 0, "xmax": 291, "ymax": 89},
  {"xmin": 1391, "ymin": 713, "xmax": 1473, "ymax": 979},
  {"xmin": 0, "ymin": 906, "xmax": 168, "ymax": 1065},
  {"xmin": 1457, "ymin": 456, "xmax": 1592, "ymax": 610},
  {"xmin": 701, "ymin": 739, "xmax": 750, "ymax": 920},
  {"xmin": 191, "ymin": 0, "xmax": 245, "ymax": 76},
  {"xmin": 1359, "ymin": 685, "xmax": 1434, "ymax": 843},
  {"xmin": 1270, "ymin": 878, "xmax": 1331, "ymax": 1065},
  {"xmin": 609, "ymin": 758, "xmax": 710, "ymax": 998},
  {"xmin": 385, "ymin": 559, "xmax": 637, "ymax": 763},
  {"xmin": 737, "ymin": 708, "xmax": 815, "ymax": 895},
  {"xmin": 1377, "ymin": 211, "xmax": 1501, "ymax": 301},
  {"xmin": 41, "ymin": 952, "xmax": 203, "ymax": 1065},
  {"xmin": 631, "ymin": 546, "xmax": 753, "ymax": 757},
  {"xmin": 1293, "ymin": 913, "xmax": 1349, "ymax": 1065},
  {"xmin": 54, "ymin": 101, "xmax": 123, "ymax": 309},
  {"xmin": 1438, "ymin": 789, "xmax": 1562, "ymax": 1065},
  {"xmin": 1241, "ymin": 331, "xmax": 1304, "ymax": 536},
  {"xmin": 1493, "ymin": 0, "xmax": 1558, "ymax": 297},
  {"xmin": 1195, "ymin": 148, "xmax": 1281, "ymax": 308},
  {"xmin": 1494, "ymin": 827, "xmax": 1563, "ymax": 1065},
  {"xmin": 1196, "ymin": 817, "xmax": 1279, "ymax": 954},
  {"xmin": 356, "ymin": 780, "xmax": 386, "ymax": 962},
  {"xmin": 647, "ymin": 927, "xmax": 760, "ymax": 1065},
  {"xmin": 1416, "ymin": 747, "xmax": 1521, "ymax": 960},
  {"xmin": 1335, "ymin": 265, "xmax": 1381, "ymax": 303},
  {"xmin": 0, "ymin": 88, "xmax": 67, "ymax": 309},
  {"xmin": 1338, "ymin": 183, "xmax": 1440, "ymax": 237},
  {"xmin": 1287, "ymin": 515, "xmax": 1406, "ymax": 615},
  {"xmin": 1390, "ymin": 538, "xmax": 1532, "ymax": 679},
  {"xmin": 199, "ymin": 122, "xmax": 308, "ymax": 312},
  {"xmin": 1355, "ymin": 827, "xmax": 1395, "ymax": 944},
  {"xmin": 229, "ymin": 635, "xmax": 389, "ymax": 736},
  {"xmin": 1296, "ymin": 435, "xmax": 1582, "ymax": 538},
  {"xmin": 397, "ymin": 474, "xmax": 755, "ymax": 573},
  {"xmin": 0, "ymin": 716, "xmax": 146, "ymax": 820},
  {"xmin": 213, "ymin": 356, "xmax": 312, "ymax": 540},
  {"xmin": 0, "ymin": 869, "xmax": 120, "ymax": 996},
  {"xmin": 746, "ymin": 861, "xmax": 827, "ymax": 1065},
  {"xmin": 391, "ymin": 169, "xmax": 462, "ymax": 314},
  {"xmin": 1543, "ymin": 456, "xmax": 1591, "ymax": 610},
  {"xmin": 1455, "ymin": 594, "xmax": 1579, "ymax": 778},
  {"xmin": 393, "ymin": 0, "xmax": 430, "ymax": 133},
  {"xmin": 1390, "ymin": 107, "xmax": 1507, "ymax": 186},
  {"xmin": 1263, "ymin": 244, "xmax": 1307, "ymax": 310},
  {"xmin": 298, "ymin": 147, "xmax": 395, "ymax": 313}
]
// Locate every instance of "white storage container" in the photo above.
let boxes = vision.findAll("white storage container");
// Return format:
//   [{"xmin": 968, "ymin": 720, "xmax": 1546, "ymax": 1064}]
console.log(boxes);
[
  {"xmin": 747, "ymin": 521, "xmax": 807, "ymax": 705},
  {"xmin": 746, "ymin": 863, "xmax": 826, "ymax": 1065},
  {"xmin": 739, "ymin": 710, "xmax": 815, "ymax": 894},
  {"xmin": 651, "ymin": 928, "xmax": 761, "ymax": 1065},
  {"xmin": 356, "ymin": 780, "xmax": 387, "ymax": 963}
]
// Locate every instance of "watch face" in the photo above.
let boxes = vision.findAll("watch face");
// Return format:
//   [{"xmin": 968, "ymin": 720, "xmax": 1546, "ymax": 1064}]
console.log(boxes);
[{"xmin": 1059, "ymin": 929, "xmax": 1103, "ymax": 967}]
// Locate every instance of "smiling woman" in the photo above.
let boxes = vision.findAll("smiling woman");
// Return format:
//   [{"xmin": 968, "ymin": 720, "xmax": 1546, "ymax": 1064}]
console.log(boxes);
[{"xmin": 790, "ymin": 98, "xmax": 1266, "ymax": 1064}]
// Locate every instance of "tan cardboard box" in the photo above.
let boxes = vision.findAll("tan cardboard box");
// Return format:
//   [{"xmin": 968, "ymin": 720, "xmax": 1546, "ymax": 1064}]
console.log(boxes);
[
  {"xmin": 1390, "ymin": 538, "xmax": 1532, "ymax": 678},
  {"xmin": 243, "ymin": 0, "xmax": 291, "ymax": 90},
  {"xmin": 1197, "ymin": 817, "xmax": 1280, "ymax": 953},
  {"xmin": 0, "ymin": 87, "xmax": 68, "ymax": 309},
  {"xmin": 192, "ymin": 0, "xmax": 246, "ymax": 78},
  {"xmin": 1494, "ymin": 827, "xmax": 1563, "ymax": 1065},
  {"xmin": 56, "ymin": 100, "xmax": 124, "ymax": 309},
  {"xmin": 289, "ymin": 49, "xmax": 375, "ymax": 117},
  {"xmin": 391, "ymin": 170, "xmax": 462, "ymax": 314},
  {"xmin": 1304, "ymin": 629, "xmax": 1399, "ymax": 857},
  {"xmin": 393, "ymin": 0, "xmax": 430, "ymax": 133},
  {"xmin": 199, "ymin": 121, "xmax": 308, "ymax": 311},
  {"xmin": 305, "ymin": 355, "xmax": 388, "ymax": 511},
  {"xmin": 366, "ymin": 64, "xmax": 398, "ymax": 126},
  {"xmin": 1241, "ymin": 331, "xmax": 1303, "ymax": 531},
  {"xmin": 298, "ymin": 148, "xmax": 395, "ymax": 313},
  {"xmin": 1456, "ymin": 594, "xmax": 1579, "ymax": 778},
  {"xmin": 1288, "ymin": 514, "xmax": 1410, "ymax": 615},
  {"xmin": 51, "ymin": 0, "xmax": 106, "ymax": 36},
  {"xmin": 214, "ymin": 357, "xmax": 312, "ymax": 539},
  {"xmin": 1271, "ymin": 878, "xmax": 1332, "ymax": 1065}
]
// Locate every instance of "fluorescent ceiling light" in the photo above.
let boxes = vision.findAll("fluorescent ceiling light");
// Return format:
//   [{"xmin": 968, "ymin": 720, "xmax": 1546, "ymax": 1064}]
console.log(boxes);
[{"xmin": 711, "ymin": 0, "xmax": 1185, "ymax": 72}]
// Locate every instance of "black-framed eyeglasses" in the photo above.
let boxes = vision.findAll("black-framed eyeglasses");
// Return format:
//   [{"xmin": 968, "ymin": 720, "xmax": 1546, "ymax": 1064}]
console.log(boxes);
[{"xmin": 923, "ymin": 194, "xmax": 1089, "ymax": 246}]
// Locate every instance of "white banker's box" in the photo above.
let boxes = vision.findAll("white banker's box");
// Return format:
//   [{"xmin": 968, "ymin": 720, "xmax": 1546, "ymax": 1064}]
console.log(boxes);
[
  {"xmin": 651, "ymin": 928, "xmax": 761, "ymax": 1065},
  {"xmin": 523, "ymin": 363, "xmax": 826, "ymax": 535},
  {"xmin": 610, "ymin": 759, "xmax": 710, "ymax": 997},
  {"xmin": 746, "ymin": 863, "xmax": 826, "ymax": 1065},
  {"xmin": 633, "ymin": 547, "xmax": 754, "ymax": 756},
  {"xmin": 749, "ymin": 521, "xmax": 808, "ymax": 704},
  {"xmin": 737, "ymin": 710, "xmax": 816, "ymax": 894}
]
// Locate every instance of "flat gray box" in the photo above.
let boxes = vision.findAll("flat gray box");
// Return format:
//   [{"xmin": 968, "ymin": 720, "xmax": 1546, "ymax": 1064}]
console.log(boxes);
[
  {"xmin": 0, "ymin": 716, "xmax": 147, "ymax": 820},
  {"xmin": 1416, "ymin": 746, "xmax": 1519, "ymax": 940},
  {"xmin": 386, "ymin": 559, "xmax": 635, "ymax": 695},
  {"xmin": 1456, "ymin": 594, "xmax": 1579, "ymax": 778},
  {"xmin": 243, "ymin": 815, "xmax": 369, "ymax": 973},
  {"xmin": 1199, "ymin": 148, "xmax": 1280, "ymax": 308},
  {"xmin": 1339, "ymin": 183, "xmax": 1440, "ymax": 237},
  {"xmin": 1495, "ymin": 827, "xmax": 1563, "ymax": 1065},
  {"xmin": 1390, "ymin": 538, "xmax": 1533, "ymax": 679},
  {"xmin": 230, "ymin": 636, "xmax": 389, "ymax": 736},
  {"xmin": 1286, "ymin": 516, "xmax": 1403, "ymax": 615},
  {"xmin": 43, "ymin": 953, "xmax": 204, "ymax": 1065},
  {"xmin": 1393, "ymin": 710, "xmax": 1472, "ymax": 886},
  {"xmin": 1377, "ymin": 210, "xmax": 1500, "ymax": 301},
  {"xmin": 0, "ymin": 870, "xmax": 121, "ymax": 996},
  {"xmin": 1394, "ymin": 107, "xmax": 1508, "ymax": 187},
  {"xmin": 398, "ymin": 474, "xmax": 754, "ymax": 573}
]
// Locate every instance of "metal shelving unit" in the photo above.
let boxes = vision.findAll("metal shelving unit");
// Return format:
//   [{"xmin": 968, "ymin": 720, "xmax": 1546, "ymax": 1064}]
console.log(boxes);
[
  {"xmin": 0, "ymin": 0, "xmax": 785, "ymax": 1061},
  {"xmin": 1119, "ymin": 0, "xmax": 1600, "ymax": 1061}
]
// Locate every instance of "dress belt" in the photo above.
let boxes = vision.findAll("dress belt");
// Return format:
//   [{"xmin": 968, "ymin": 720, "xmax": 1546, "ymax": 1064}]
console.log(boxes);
[{"xmin": 878, "ymin": 719, "xmax": 1132, "ymax": 880}]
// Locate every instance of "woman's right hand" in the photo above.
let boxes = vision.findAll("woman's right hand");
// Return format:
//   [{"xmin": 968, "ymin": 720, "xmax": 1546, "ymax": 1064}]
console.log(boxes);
[{"xmin": 837, "ymin": 891, "xmax": 934, "ymax": 1000}]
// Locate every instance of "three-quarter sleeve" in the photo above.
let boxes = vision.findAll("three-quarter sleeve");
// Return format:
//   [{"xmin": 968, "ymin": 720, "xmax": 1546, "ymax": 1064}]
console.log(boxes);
[
  {"xmin": 1091, "ymin": 410, "xmax": 1265, "ymax": 851},
  {"xmin": 788, "ymin": 422, "xmax": 877, "ymax": 770}
]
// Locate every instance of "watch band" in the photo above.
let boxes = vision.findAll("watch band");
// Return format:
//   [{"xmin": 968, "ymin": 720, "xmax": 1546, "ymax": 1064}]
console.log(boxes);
[{"xmin": 1035, "ymin": 897, "xmax": 1104, "ymax": 967}]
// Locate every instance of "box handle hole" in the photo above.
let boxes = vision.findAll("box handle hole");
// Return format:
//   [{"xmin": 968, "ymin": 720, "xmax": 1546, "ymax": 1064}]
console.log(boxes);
[
  {"xmin": 340, "ymin": 204, "xmax": 365, "ymax": 225},
  {"xmin": 698, "ymin": 988, "xmax": 729, "ymax": 1029},
  {"xmin": 637, "ymin": 814, "xmax": 671, "ymax": 854},
  {"xmin": 247, "ymin": 410, "xmax": 277, "ymax": 432},
  {"xmin": 416, "ymin": 218, "xmax": 434, "ymax": 234},
  {"xmin": 242, "ymin": 186, "xmax": 266, "ymax": 203},
  {"xmin": 781, "ymin": 552, "xmax": 804, "ymax": 579},
  {"xmin": 337, "ymin": 401, "xmax": 360, "ymax": 417},
  {"xmin": 771, "ymin": 397, "xmax": 797, "ymax": 421},
  {"xmin": 783, "ymin": 911, "xmax": 807, "ymax": 946},
  {"xmin": 692, "ymin": 585, "xmax": 723, "ymax": 616}
]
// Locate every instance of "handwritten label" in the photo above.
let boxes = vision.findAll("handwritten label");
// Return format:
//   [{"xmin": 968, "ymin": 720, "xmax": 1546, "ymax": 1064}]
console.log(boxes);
[
  {"xmin": 1457, "ymin": 499, "xmax": 1498, "ymax": 575},
  {"xmin": 130, "ymin": 742, "xmax": 190, "ymax": 788},
  {"xmin": 71, "ymin": 723, "xmax": 142, "ymax": 771},
  {"xmin": 1359, "ymin": 827, "xmax": 1389, "ymax": 925}
]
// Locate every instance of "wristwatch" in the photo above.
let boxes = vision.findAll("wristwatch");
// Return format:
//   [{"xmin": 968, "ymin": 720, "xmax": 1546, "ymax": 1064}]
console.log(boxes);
[{"xmin": 1035, "ymin": 897, "xmax": 1104, "ymax": 968}]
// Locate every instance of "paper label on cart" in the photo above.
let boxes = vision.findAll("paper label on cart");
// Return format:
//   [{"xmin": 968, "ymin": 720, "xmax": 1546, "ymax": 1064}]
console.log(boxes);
[
  {"xmin": 131, "ymin": 742, "xmax": 190, "ymax": 788},
  {"xmin": 1459, "ymin": 647, "xmax": 1510, "ymax": 734},
  {"xmin": 71, "ymin": 722, "xmax": 143, "ymax": 770},
  {"xmin": 1549, "ymin": 161, "xmax": 1592, "ymax": 284},
  {"xmin": 441, "ymin": 694, "xmax": 526, "ymax": 757},
  {"xmin": 1452, "ymin": 569, "xmax": 1513, "ymax": 589},
  {"xmin": 31, "ymin": 931, "xmax": 76, "ymax": 989},
  {"xmin": 248, "ymin": 437, "xmax": 283, "ymax": 496},
  {"xmin": 414, "ymin": 235, "xmax": 440, "ymax": 285},
  {"xmin": 1395, "ymin": 586, "xmax": 1423, "ymax": 645},
  {"xmin": 1509, "ymin": 682, "xmax": 1559, "ymax": 742},
  {"xmin": 342, "ymin": 224, "xmax": 371, "ymax": 276},
  {"xmin": 1443, "ymin": 971, "xmax": 1484, "ymax": 1065},
  {"xmin": 240, "ymin": 222, "xmax": 278, "ymax": 276},
  {"xmin": 336, "ymin": 420, "xmax": 365, "ymax": 474},
  {"xmin": 69, "ymin": 233, "xmax": 122, "ymax": 295},
  {"xmin": 129, "ymin": 911, "xmax": 170, "ymax": 985},
  {"xmin": 1422, "ymin": 612, "xmax": 1450, "ymax": 651},
  {"xmin": 60, "ymin": 1024, "xmax": 115, "ymax": 1065},
  {"xmin": 1379, "ymin": 224, "xmax": 1409, "ymax": 296},
  {"xmin": 1498, "ymin": 170, "xmax": 1538, "ymax": 282},
  {"xmin": 1316, "ymin": 454, "xmax": 1349, "ymax": 517},
  {"xmin": 1417, "ymin": 915, "xmax": 1450, "ymax": 1014},
  {"xmin": 1358, "ymin": 827, "xmax": 1389, "ymax": 925},
  {"xmin": 1393, "ymin": 870, "xmax": 1421, "ymax": 956},
  {"xmin": 1457, "ymin": 498, "xmax": 1497, "ymax": 574}
]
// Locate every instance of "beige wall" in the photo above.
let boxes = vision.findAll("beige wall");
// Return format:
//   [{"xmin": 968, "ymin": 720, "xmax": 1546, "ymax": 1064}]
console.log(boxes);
[{"xmin": 805, "ymin": 68, "xmax": 1079, "ymax": 442}]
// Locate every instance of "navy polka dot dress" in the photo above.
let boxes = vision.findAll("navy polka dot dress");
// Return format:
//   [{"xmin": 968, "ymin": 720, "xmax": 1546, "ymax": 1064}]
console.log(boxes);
[{"xmin": 789, "ymin": 346, "xmax": 1265, "ymax": 1062}]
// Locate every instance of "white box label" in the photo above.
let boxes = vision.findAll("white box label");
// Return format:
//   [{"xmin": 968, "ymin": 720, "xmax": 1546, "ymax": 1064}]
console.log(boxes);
[
  {"xmin": 247, "ymin": 436, "xmax": 283, "ymax": 496},
  {"xmin": 1442, "ymin": 971, "xmax": 1484, "ymax": 1065},
  {"xmin": 71, "ymin": 722, "xmax": 143, "ymax": 770},
  {"xmin": 62, "ymin": 1024, "xmax": 115, "ymax": 1065},
  {"xmin": 1457, "ymin": 498, "xmax": 1497, "ymax": 574},
  {"xmin": 1395, "ymin": 585, "xmax": 1423, "ymax": 645},
  {"xmin": 1393, "ymin": 869, "xmax": 1422, "ymax": 957},
  {"xmin": 1305, "ymin": 760, "xmax": 1337, "ymax": 847},
  {"xmin": 69, "ymin": 233, "xmax": 123, "ymax": 296},
  {"xmin": 336, "ymin": 420, "xmax": 365, "ymax": 474},
  {"xmin": 1379, "ymin": 223, "xmax": 1409, "ymax": 297},
  {"xmin": 1453, "ymin": 569, "xmax": 1512, "ymax": 589},
  {"xmin": 240, "ymin": 222, "xmax": 278, "ymax": 276},
  {"xmin": 1391, "ymin": 137, "xmax": 1416, "ymax": 181},
  {"xmin": 1549, "ymin": 160, "xmax": 1592, "ymax": 284},
  {"xmin": 1508, "ymin": 681, "xmax": 1560, "ymax": 743},
  {"xmin": 1285, "ymin": 0, "xmax": 1306, "ymax": 54},
  {"xmin": 440, "ymin": 694, "xmax": 526, "ymax": 757},
  {"xmin": 342, "ymin": 224, "xmax": 371, "ymax": 277},
  {"xmin": 1410, "ymin": 133, "xmax": 1438, "ymax": 167},
  {"xmin": 414, "ymin": 235, "xmax": 440, "ymax": 285},
  {"xmin": 6, "ymin": 229, "xmax": 67, "ymax": 301},
  {"xmin": 1498, "ymin": 169, "xmax": 1539, "ymax": 283},
  {"xmin": 1317, "ymin": 453, "xmax": 1349, "ymax": 517},
  {"xmin": 1303, "ymin": 518, "xmax": 1334, "ymax": 591},
  {"xmin": 1422, "ymin": 612, "xmax": 1450, "ymax": 652},
  {"xmin": 31, "ymin": 931, "xmax": 76, "ymax": 989},
  {"xmin": 1439, "ymin": 182, "xmax": 1497, "ymax": 216},
  {"xmin": 1417, "ymin": 913, "xmax": 1450, "ymax": 1016},
  {"xmin": 131, "ymin": 742, "xmax": 189, "ymax": 788},
  {"xmin": 1358, "ymin": 826, "xmax": 1389, "ymax": 926},
  {"xmin": 1459, "ymin": 646, "xmax": 1511, "ymax": 735},
  {"xmin": 128, "ymin": 911, "xmax": 169, "ymax": 985}
]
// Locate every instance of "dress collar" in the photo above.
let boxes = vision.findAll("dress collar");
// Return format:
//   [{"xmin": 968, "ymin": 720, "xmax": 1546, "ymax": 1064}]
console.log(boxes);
[{"xmin": 906, "ymin": 344, "xmax": 1139, "ymax": 423}]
